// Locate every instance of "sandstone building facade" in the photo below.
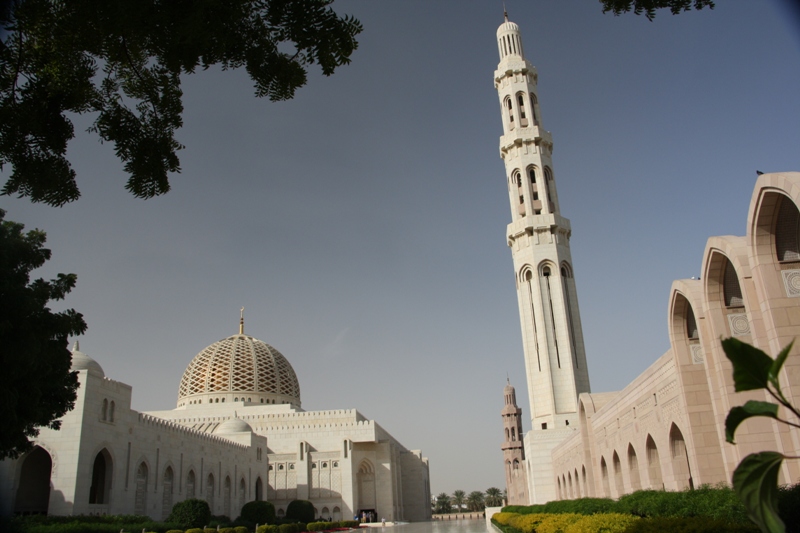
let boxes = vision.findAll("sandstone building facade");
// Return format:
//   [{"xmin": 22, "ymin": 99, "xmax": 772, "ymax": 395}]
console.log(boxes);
[{"xmin": 495, "ymin": 14, "xmax": 800, "ymax": 503}]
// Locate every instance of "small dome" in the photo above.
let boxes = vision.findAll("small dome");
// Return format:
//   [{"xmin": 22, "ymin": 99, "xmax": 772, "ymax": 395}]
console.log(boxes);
[
  {"xmin": 177, "ymin": 334, "xmax": 301, "ymax": 407},
  {"xmin": 70, "ymin": 341, "xmax": 105, "ymax": 377},
  {"xmin": 215, "ymin": 417, "xmax": 253, "ymax": 434},
  {"xmin": 496, "ymin": 20, "xmax": 520, "ymax": 37}
]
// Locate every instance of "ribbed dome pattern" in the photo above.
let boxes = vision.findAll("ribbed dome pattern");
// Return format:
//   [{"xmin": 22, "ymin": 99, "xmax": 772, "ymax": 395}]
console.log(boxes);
[{"xmin": 177, "ymin": 334, "xmax": 301, "ymax": 407}]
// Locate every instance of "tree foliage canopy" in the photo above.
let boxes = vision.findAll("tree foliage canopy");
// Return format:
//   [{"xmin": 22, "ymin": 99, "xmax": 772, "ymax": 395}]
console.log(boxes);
[
  {"xmin": 0, "ymin": 209, "xmax": 86, "ymax": 459},
  {"xmin": 600, "ymin": 0, "xmax": 715, "ymax": 20},
  {"xmin": 0, "ymin": 0, "xmax": 362, "ymax": 206}
]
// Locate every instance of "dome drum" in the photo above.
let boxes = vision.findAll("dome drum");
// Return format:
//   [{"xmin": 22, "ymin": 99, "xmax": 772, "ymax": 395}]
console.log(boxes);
[{"xmin": 177, "ymin": 334, "xmax": 301, "ymax": 409}]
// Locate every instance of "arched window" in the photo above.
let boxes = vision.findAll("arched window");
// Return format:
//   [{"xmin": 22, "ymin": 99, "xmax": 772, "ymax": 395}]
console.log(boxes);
[
  {"xmin": 89, "ymin": 449, "xmax": 112, "ymax": 504},
  {"xmin": 102, "ymin": 399, "xmax": 108, "ymax": 421},
  {"xmin": 686, "ymin": 304, "xmax": 699, "ymax": 340},
  {"xmin": 162, "ymin": 467, "xmax": 174, "ymax": 520},
  {"xmin": 517, "ymin": 93, "xmax": 528, "ymax": 127},
  {"xmin": 723, "ymin": 260, "xmax": 744, "ymax": 307},
  {"xmin": 574, "ymin": 468, "xmax": 581, "ymax": 498},
  {"xmin": 109, "ymin": 401, "xmax": 115, "ymax": 422},
  {"xmin": 776, "ymin": 197, "xmax": 800, "ymax": 261},
  {"xmin": 187, "ymin": 470, "xmax": 196, "ymax": 499},
  {"xmin": 333, "ymin": 506, "xmax": 342, "ymax": 521},
  {"xmin": 506, "ymin": 97, "xmax": 515, "ymax": 129},
  {"xmin": 134, "ymin": 462, "xmax": 148, "ymax": 516},
  {"xmin": 511, "ymin": 427, "xmax": 516, "ymax": 441},
  {"xmin": 255, "ymin": 477, "xmax": 263, "ymax": 501},
  {"xmin": 530, "ymin": 93, "xmax": 538, "ymax": 125}
]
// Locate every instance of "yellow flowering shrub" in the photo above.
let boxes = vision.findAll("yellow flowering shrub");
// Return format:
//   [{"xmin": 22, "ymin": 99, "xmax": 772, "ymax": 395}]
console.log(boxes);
[
  {"xmin": 536, "ymin": 513, "xmax": 582, "ymax": 533},
  {"xmin": 509, "ymin": 513, "xmax": 551, "ymax": 533},
  {"xmin": 563, "ymin": 513, "xmax": 640, "ymax": 533},
  {"xmin": 492, "ymin": 512, "xmax": 519, "ymax": 526}
]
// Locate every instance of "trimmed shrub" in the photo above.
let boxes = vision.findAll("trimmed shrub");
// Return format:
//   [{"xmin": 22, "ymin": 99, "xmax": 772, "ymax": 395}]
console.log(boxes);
[
  {"xmin": 186, "ymin": 529, "xmax": 204, "ymax": 533},
  {"xmin": 564, "ymin": 513, "xmax": 639, "ymax": 533},
  {"xmin": 234, "ymin": 527, "xmax": 249, "ymax": 533},
  {"xmin": 621, "ymin": 516, "xmax": 760, "ymax": 533},
  {"xmin": 219, "ymin": 528, "xmax": 235, "ymax": 533},
  {"xmin": 615, "ymin": 485, "xmax": 749, "ymax": 523},
  {"xmin": 241, "ymin": 501, "xmax": 277, "ymax": 526},
  {"xmin": 509, "ymin": 513, "xmax": 550, "ymax": 533},
  {"xmin": 286, "ymin": 500, "xmax": 315, "ymax": 524},
  {"xmin": 536, "ymin": 513, "xmax": 582, "ymax": 533},
  {"xmin": 166, "ymin": 530, "xmax": 184, "ymax": 533},
  {"xmin": 258, "ymin": 526, "xmax": 280, "ymax": 533},
  {"xmin": 279, "ymin": 523, "xmax": 301, "ymax": 533},
  {"xmin": 339, "ymin": 521, "xmax": 359, "ymax": 528},
  {"xmin": 779, "ymin": 482, "xmax": 800, "ymax": 533},
  {"xmin": 168, "ymin": 498, "xmax": 212, "ymax": 528}
]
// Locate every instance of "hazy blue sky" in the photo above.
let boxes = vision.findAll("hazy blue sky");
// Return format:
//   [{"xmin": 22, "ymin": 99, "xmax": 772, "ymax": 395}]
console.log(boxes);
[{"xmin": 2, "ymin": 1, "xmax": 799, "ymax": 496}]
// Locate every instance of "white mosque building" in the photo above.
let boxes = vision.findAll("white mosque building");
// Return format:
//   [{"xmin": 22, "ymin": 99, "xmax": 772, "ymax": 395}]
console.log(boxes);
[
  {"xmin": 494, "ymin": 14, "xmax": 800, "ymax": 505},
  {"xmin": 0, "ymin": 316, "xmax": 431, "ymax": 521}
]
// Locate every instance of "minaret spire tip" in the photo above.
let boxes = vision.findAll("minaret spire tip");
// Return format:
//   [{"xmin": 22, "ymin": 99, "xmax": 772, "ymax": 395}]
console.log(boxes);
[
  {"xmin": 239, "ymin": 307, "xmax": 244, "ymax": 335},
  {"xmin": 503, "ymin": 1, "xmax": 509, "ymax": 22}
]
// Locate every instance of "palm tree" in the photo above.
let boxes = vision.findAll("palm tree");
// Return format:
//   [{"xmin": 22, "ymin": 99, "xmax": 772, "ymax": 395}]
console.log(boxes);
[
  {"xmin": 451, "ymin": 490, "xmax": 466, "ymax": 512},
  {"xmin": 485, "ymin": 486, "xmax": 503, "ymax": 507},
  {"xmin": 434, "ymin": 492, "xmax": 452, "ymax": 514},
  {"xmin": 466, "ymin": 490, "xmax": 485, "ymax": 512}
]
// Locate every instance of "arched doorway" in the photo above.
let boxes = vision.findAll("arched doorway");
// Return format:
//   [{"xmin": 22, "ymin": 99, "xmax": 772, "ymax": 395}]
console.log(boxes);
[
  {"xmin": 357, "ymin": 460, "xmax": 376, "ymax": 512},
  {"xmin": 612, "ymin": 451, "xmax": 624, "ymax": 497},
  {"xmin": 134, "ymin": 462, "xmax": 148, "ymax": 516},
  {"xmin": 14, "ymin": 446, "xmax": 52, "ymax": 515},
  {"xmin": 600, "ymin": 456, "xmax": 610, "ymax": 497},
  {"xmin": 89, "ymin": 449, "xmax": 112, "ymax": 505}
]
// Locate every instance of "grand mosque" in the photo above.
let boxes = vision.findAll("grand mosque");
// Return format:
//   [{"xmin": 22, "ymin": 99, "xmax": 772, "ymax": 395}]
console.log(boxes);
[
  {"xmin": 494, "ymin": 14, "xmax": 800, "ymax": 504},
  {"xmin": 0, "ymin": 315, "xmax": 431, "ymax": 521}
]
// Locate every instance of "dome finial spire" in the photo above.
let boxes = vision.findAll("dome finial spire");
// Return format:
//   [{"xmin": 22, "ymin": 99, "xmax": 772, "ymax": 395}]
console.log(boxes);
[
  {"xmin": 239, "ymin": 307, "xmax": 245, "ymax": 335},
  {"xmin": 503, "ymin": 1, "xmax": 508, "ymax": 22}
]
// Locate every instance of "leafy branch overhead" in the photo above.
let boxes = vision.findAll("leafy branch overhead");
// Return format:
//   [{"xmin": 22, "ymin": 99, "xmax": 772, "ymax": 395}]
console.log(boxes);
[
  {"xmin": 601, "ymin": 0, "xmax": 715, "ymax": 20},
  {"xmin": 0, "ymin": 0, "xmax": 362, "ymax": 206},
  {"xmin": 722, "ymin": 338, "xmax": 799, "ymax": 533}
]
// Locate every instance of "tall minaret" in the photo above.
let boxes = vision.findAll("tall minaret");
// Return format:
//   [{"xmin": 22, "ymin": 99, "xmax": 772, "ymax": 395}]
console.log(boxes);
[
  {"xmin": 494, "ymin": 13, "xmax": 590, "ymax": 502},
  {"xmin": 501, "ymin": 380, "xmax": 529, "ymax": 505}
]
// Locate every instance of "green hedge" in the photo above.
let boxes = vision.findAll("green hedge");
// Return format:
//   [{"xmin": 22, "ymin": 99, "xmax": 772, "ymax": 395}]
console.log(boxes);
[
  {"xmin": 779, "ymin": 482, "xmax": 800, "ymax": 533},
  {"xmin": 167, "ymin": 498, "xmax": 212, "ymax": 528},
  {"xmin": 240, "ymin": 501, "xmax": 276, "ymax": 526},
  {"xmin": 13, "ymin": 521, "xmax": 185, "ymax": 533}
]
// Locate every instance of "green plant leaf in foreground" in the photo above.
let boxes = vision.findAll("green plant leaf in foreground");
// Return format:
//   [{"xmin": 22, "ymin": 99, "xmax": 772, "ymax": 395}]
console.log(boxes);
[
  {"xmin": 768, "ymin": 341, "xmax": 794, "ymax": 394},
  {"xmin": 732, "ymin": 451, "xmax": 785, "ymax": 533},
  {"xmin": 725, "ymin": 401, "xmax": 779, "ymax": 443},
  {"xmin": 722, "ymin": 337, "xmax": 773, "ymax": 392}
]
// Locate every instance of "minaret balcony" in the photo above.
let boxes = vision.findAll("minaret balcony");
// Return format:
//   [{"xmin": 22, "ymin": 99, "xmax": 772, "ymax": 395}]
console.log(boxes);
[{"xmin": 499, "ymin": 129, "xmax": 553, "ymax": 158}]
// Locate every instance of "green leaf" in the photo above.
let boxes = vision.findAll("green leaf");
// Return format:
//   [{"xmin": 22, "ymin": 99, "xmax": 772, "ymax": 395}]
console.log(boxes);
[
  {"xmin": 725, "ymin": 401, "xmax": 779, "ymax": 444},
  {"xmin": 768, "ymin": 340, "xmax": 794, "ymax": 393},
  {"xmin": 722, "ymin": 337, "xmax": 773, "ymax": 392},
  {"xmin": 732, "ymin": 452, "xmax": 785, "ymax": 533}
]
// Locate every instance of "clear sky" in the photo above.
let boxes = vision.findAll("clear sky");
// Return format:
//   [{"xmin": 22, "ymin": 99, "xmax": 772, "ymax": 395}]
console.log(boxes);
[{"xmin": 2, "ymin": 0, "xmax": 799, "ymax": 497}]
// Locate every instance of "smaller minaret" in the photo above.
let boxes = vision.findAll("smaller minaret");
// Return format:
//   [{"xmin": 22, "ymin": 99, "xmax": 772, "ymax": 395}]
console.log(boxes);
[{"xmin": 501, "ymin": 379, "xmax": 529, "ymax": 505}]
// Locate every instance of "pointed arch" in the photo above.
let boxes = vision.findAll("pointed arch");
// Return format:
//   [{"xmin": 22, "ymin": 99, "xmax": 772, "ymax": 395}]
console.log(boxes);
[
  {"xmin": 206, "ymin": 473, "xmax": 215, "ymax": 511},
  {"xmin": 669, "ymin": 424, "xmax": 693, "ymax": 490},
  {"xmin": 223, "ymin": 475, "xmax": 232, "ymax": 518},
  {"xmin": 357, "ymin": 459, "xmax": 376, "ymax": 510},
  {"xmin": 600, "ymin": 456, "xmax": 610, "ymax": 497},
  {"xmin": 627, "ymin": 444, "xmax": 641, "ymax": 491},
  {"xmin": 255, "ymin": 476, "xmax": 263, "ymax": 501},
  {"xmin": 239, "ymin": 477, "xmax": 246, "ymax": 512},
  {"xmin": 186, "ymin": 469, "xmax": 196, "ymax": 499},
  {"xmin": 645, "ymin": 435, "xmax": 663, "ymax": 490},
  {"xmin": 14, "ymin": 446, "xmax": 52, "ymax": 514},
  {"xmin": 574, "ymin": 468, "xmax": 581, "ymax": 498},
  {"xmin": 162, "ymin": 466, "xmax": 175, "ymax": 519},
  {"xmin": 612, "ymin": 451, "xmax": 624, "ymax": 497},
  {"xmin": 134, "ymin": 462, "xmax": 149, "ymax": 516}
]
